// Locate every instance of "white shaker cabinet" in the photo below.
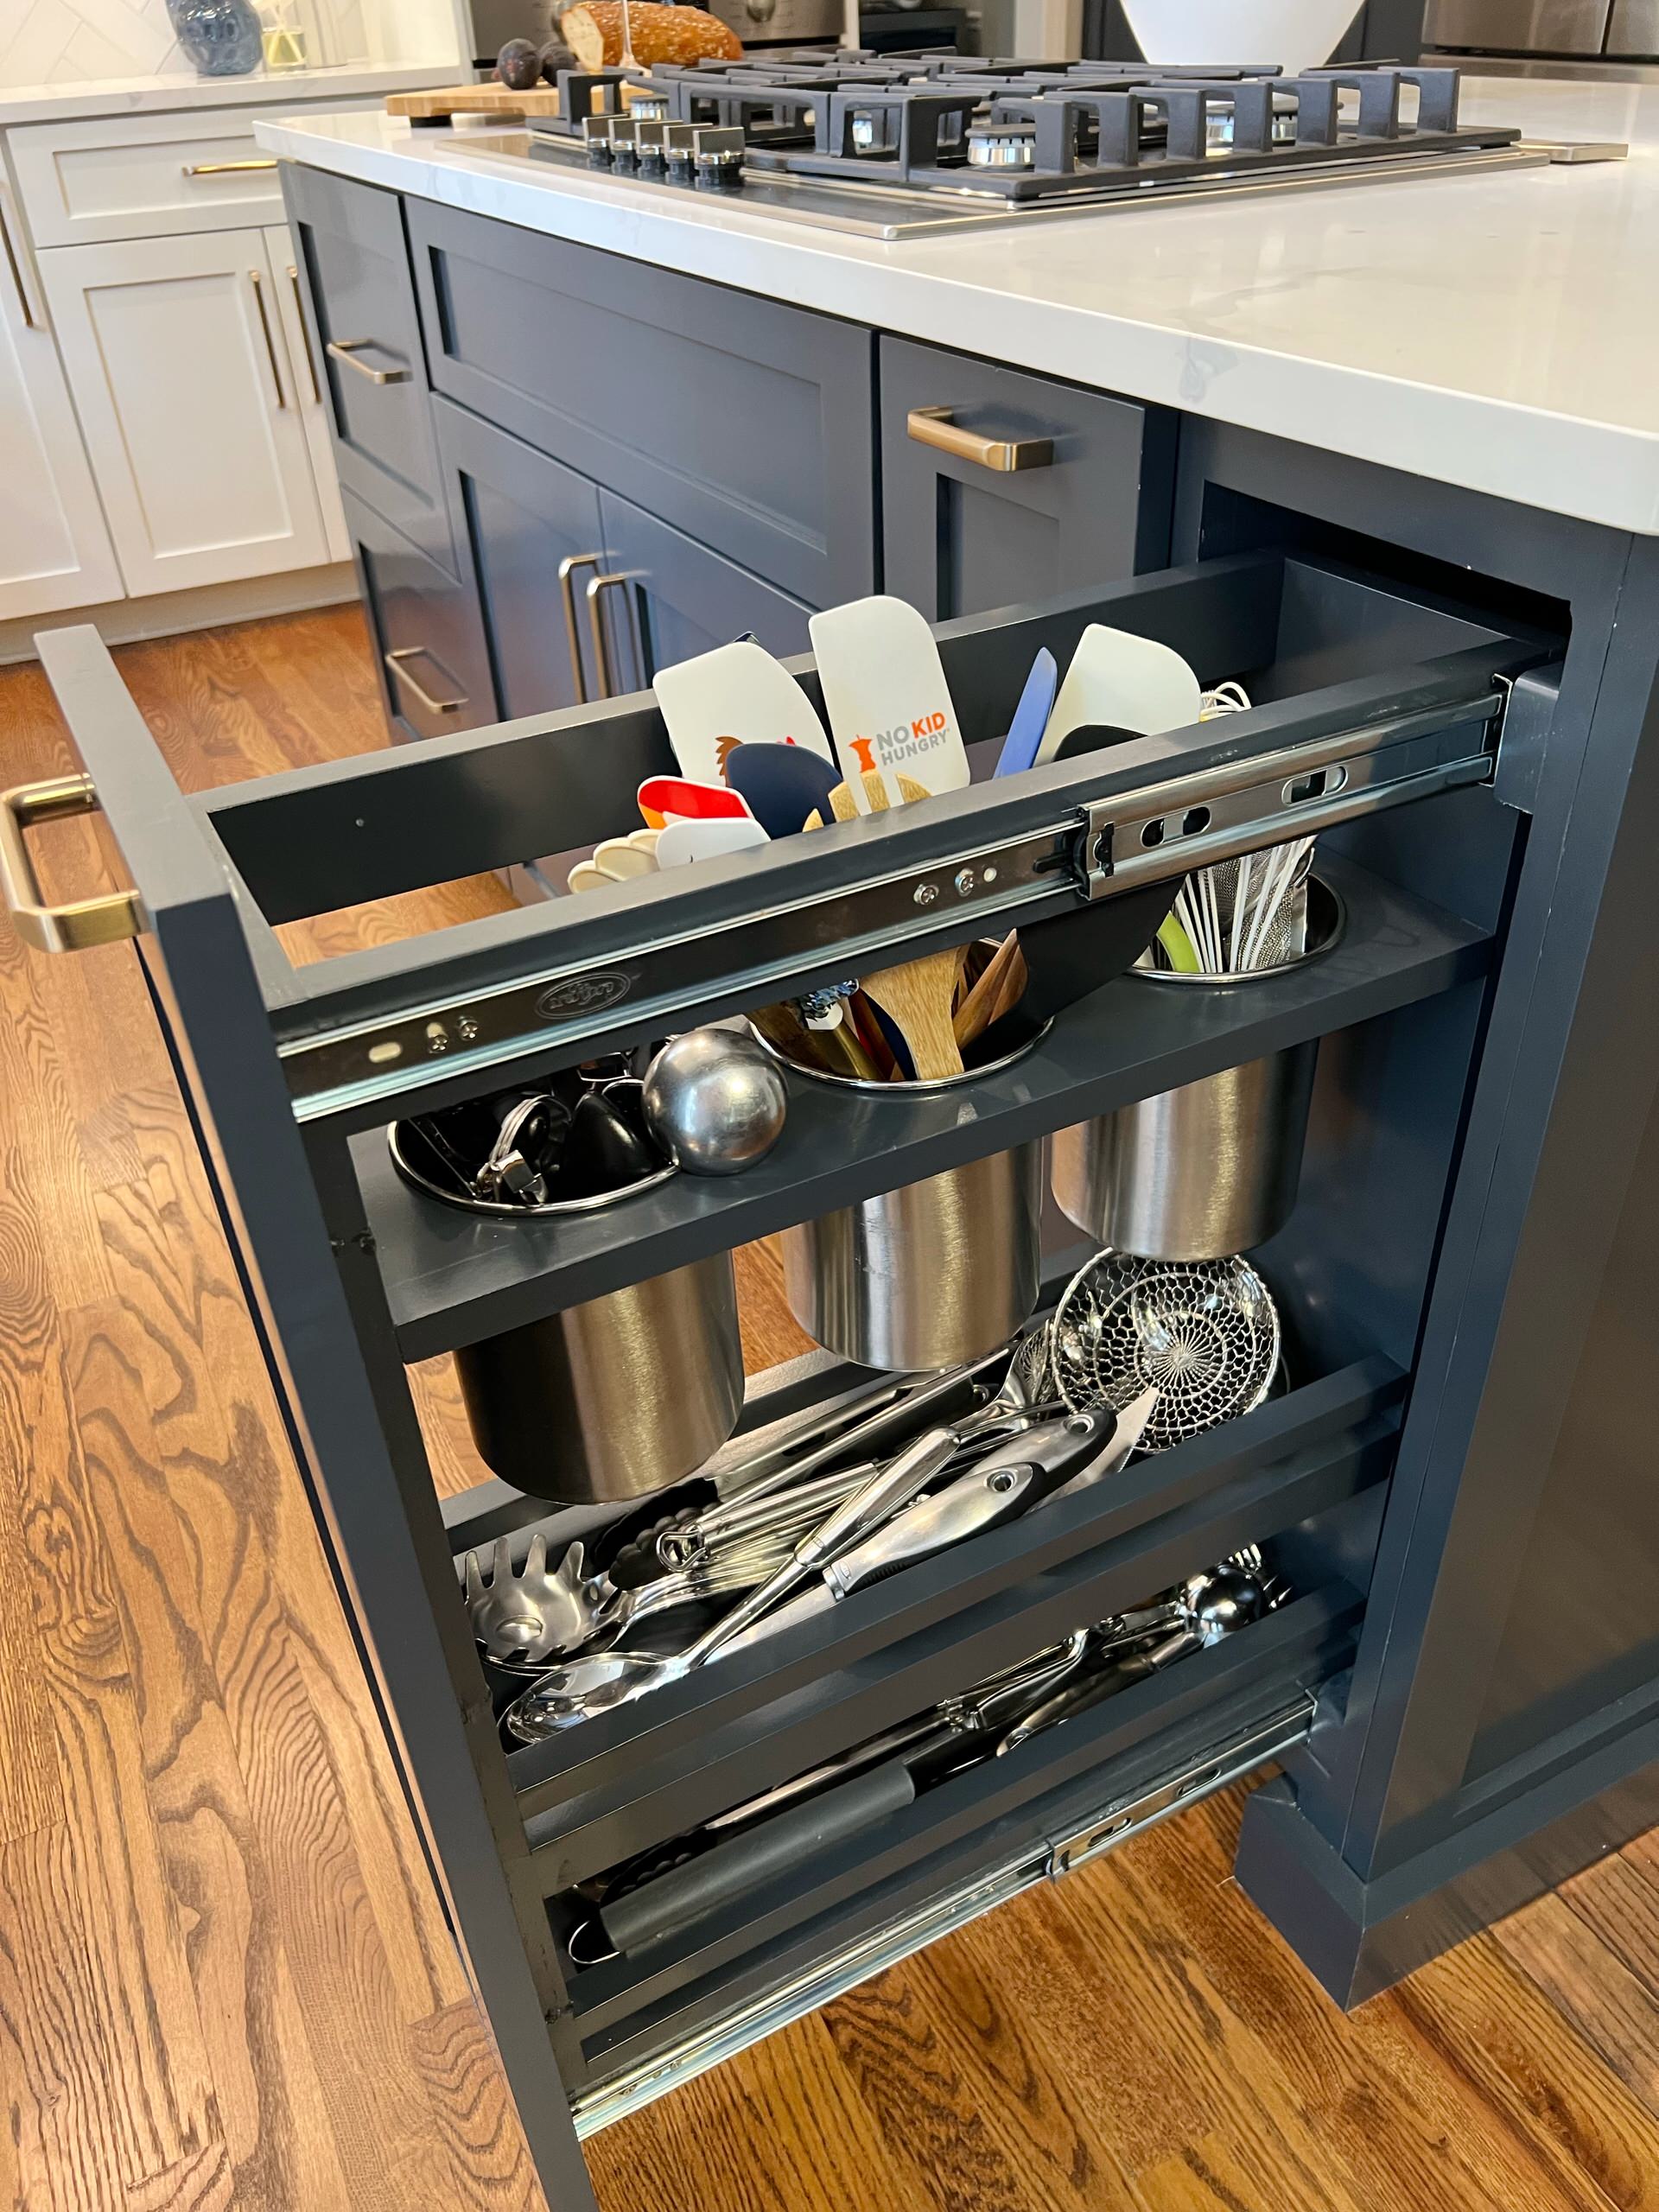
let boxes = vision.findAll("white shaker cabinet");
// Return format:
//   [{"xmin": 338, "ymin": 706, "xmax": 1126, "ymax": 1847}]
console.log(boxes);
[
  {"xmin": 0, "ymin": 177, "xmax": 122, "ymax": 620},
  {"xmin": 36, "ymin": 228, "xmax": 331, "ymax": 597}
]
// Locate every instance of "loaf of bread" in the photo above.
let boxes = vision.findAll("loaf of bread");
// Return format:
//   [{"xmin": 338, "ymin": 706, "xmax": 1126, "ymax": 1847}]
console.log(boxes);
[{"xmin": 558, "ymin": 2, "xmax": 742, "ymax": 69}]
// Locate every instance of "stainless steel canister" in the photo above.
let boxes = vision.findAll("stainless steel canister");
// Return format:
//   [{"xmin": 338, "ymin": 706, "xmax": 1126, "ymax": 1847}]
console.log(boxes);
[
  {"xmin": 781, "ymin": 1144, "xmax": 1044, "ymax": 1371},
  {"xmin": 454, "ymin": 1252, "xmax": 744, "ymax": 1503},
  {"xmin": 1050, "ymin": 878, "xmax": 1342, "ymax": 1262},
  {"xmin": 1052, "ymin": 1046, "xmax": 1318, "ymax": 1260}
]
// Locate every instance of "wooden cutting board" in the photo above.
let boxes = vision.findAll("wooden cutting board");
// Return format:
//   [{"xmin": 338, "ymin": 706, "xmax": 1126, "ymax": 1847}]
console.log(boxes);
[{"xmin": 388, "ymin": 84, "xmax": 588, "ymax": 124}]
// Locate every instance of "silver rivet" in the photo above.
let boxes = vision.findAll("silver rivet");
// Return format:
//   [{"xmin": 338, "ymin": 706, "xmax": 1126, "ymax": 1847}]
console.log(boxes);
[
  {"xmin": 913, "ymin": 882, "xmax": 938, "ymax": 906},
  {"xmin": 984, "ymin": 865, "xmax": 998, "ymax": 884},
  {"xmin": 955, "ymin": 868, "xmax": 976, "ymax": 895},
  {"xmin": 458, "ymin": 1015, "xmax": 480, "ymax": 1041}
]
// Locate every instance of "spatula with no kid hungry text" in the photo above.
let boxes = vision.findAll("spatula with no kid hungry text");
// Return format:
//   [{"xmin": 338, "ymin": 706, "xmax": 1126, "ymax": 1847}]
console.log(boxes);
[{"xmin": 809, "ymin": 595, "xmax": 970, "ymax": 815}]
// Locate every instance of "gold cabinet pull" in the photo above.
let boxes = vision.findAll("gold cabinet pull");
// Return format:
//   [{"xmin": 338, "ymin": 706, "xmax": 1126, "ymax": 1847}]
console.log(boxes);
[
  {"xmin": 249, "ymin": 268, "xmax": 286, "ymax": 408},
  {"xmin": 182, "ymin": 158, "xmax": 278, "ymax": 175},
  {"xmin": 385, "ymin": 647, "xmax": 466, "ymax": 715},
  {"xmin": 585, "ymin": 571, "xmax": 645, "ymax": 700},
  {"xmin": 906, "ymin": 404, "xmax": 1053, "ymax": 474},
  {"xmin": 0, "ymin": 194, "xmax": 36, "ymax": 330},
  {"xmin": 557, "ymin": 551, "xmax": 604, "ymax": 703},
  {"xmin": 0, "ymin": 774, "xmax": 143, "ymax": 955},
  {"xmin": 326, "ymin": 338, "xmax": 410, "ymax": 385},
  {"xmin": 287, "ymin": 264, "xmax": 321, "ymax": 404}
]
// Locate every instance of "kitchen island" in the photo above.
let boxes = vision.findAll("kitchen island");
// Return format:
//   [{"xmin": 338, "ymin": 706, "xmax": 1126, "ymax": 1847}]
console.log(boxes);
[{"xmin": 33, "ymin": 68, "xmax": 1650, "ymax": 2206}]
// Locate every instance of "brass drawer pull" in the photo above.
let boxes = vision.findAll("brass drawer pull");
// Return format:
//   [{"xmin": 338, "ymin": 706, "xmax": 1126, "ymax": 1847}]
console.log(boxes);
[
  {"xmin": 557, "ymin": 551, "xmax": 604, "ymax": 703},
  {"xmin": 288, "ymin": 264, "xmax": 321, "ymax": 404},
  {"xmin": 327, "ymin": 338, "xmax": 410, "ymax": 385},
  {"xmin": 906, "ymin": 404, "xmax": 1053, "ymax": 474},
  {"xmin": 0, "ymin": 774, "xmax": 143, "ymax": 955},
  {"xmin": 385, "ymin": 647, "xmax": 466, "ymax": 716},
  {"xmin": 181, "ymin": 158, "xmax": 278, "ymax": 176},
  {"xmin": 249, "ymin": 268, "xmax": 286, "ymax": 408}
]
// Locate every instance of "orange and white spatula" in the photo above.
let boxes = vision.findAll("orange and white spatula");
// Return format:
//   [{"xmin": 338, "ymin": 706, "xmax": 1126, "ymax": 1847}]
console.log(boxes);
[{"xmin": 809, "ymin": 596, "xmax": 970, "ymax": 815}]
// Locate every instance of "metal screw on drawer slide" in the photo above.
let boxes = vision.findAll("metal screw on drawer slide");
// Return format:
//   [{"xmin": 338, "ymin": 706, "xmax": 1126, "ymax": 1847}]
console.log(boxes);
[
  {"xmin": 181, "ymin": 158, "xmax": 278, "ymax": 176},
  {"xmin": 385, "ymin": 648, "xmax": 467, "ymax": 716},
  {"xmin": 326, "ymin": 338, "xmax": 410, "ymax": 385},
  {"xmin": 907, "ymin": 404, "xmax": 1053, "ymax": 474}
]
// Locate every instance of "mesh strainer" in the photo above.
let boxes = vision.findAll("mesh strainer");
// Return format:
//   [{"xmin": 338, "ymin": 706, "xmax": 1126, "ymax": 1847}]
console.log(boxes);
[{"xmin": 1052, "ymin": 1250, "xmax": 1281, "ymax": 1450}]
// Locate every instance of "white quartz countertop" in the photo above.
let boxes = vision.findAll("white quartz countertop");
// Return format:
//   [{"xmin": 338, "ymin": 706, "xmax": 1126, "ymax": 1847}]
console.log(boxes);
[
  {"xmin": 257, "ymin": 78, "xmax": 1659, "ymax": 536},
  {"xmin": 0, "ymin": 60, "xmax": 459, "ymax": 129}
]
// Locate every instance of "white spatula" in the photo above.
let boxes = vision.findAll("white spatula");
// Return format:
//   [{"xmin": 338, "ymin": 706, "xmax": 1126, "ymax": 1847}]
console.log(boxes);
[
  {"xmin": 809, "ymin": 596, "xmax": 970, "ymax": 815},
  {"xmin": 1035, "ymin": 626, "xmax": 1204, "ymax": 764},
  {"xmin": 652, "ymin": 640, "xmax": 833, "ymax": 789}
]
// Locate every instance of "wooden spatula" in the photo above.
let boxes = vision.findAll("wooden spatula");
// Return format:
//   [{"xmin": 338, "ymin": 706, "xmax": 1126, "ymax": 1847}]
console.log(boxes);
[
  {"xmin": 849, "ymin": 767, "xmax": 963, "ymax": 1081},
  {"xmin": 953, "ymin": 931, "xmax": 1025, "ymax": 1049}
]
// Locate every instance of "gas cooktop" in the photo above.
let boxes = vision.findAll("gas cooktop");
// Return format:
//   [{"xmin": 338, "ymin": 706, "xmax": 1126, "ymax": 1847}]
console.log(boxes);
[{"xmin": 475, "ymin": 55, "xmax": 1578, "ymax": 238}]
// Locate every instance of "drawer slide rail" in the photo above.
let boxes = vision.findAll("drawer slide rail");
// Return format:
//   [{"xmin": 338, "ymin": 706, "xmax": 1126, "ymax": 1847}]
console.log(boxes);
[{"xmin": 569, "ymin": 1694, "xmax": 1315, "ymax": 2138}]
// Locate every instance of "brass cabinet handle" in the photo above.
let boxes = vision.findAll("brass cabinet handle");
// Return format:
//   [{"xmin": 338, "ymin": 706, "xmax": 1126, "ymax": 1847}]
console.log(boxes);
[
  {"xmin": 182, "ymin": 158, "xmax": 278, "ymax": 175},
  {"xmin": 326, "ymin": 337, "xmax": 410, "ymax": 385},
  {"xmin": 557, "ymin": 551, "xmax": 603, "ymax": 703},
  {"xmin": 0, "ymin": 774, "xmax": 143, "ymax": 955},
  {"xmin": 385, "ymin": 647, "xmax": 466, "ymax": 716},
  {"xmin": 585, "ymin": 571, "xmax": 645, "ymax": 700},
  {"xmin": 287, "ymin": 264, "xmax": 321, "ymax": 404},
  {"xmin": 249, "ymin": 268, "xmax": 286, "ymax": 408},
  {"xmin": 906, "ymin": 404, "xmax": 1053, "ymax": 474},
  {"xmin": 1, "ymin": 194, "xmax": 37, "ymax": 330}
]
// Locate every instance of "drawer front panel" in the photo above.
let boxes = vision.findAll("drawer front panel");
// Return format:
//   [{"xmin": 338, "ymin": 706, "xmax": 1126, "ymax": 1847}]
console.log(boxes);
[
  {"xmin": 9, "ymin": 102, "xmax": 377, "ymax": 247},
  {"xmin": 435, "ymin": 397, "xmax": 605, "ymax": 720},
  {"xmin": 594, "ymin": 488, "xmax": 814, "ymax": 699},
  {"xmin": 342, "ymin": 489, "xmax": 496, "ymax": 744},
  {"xmin": 408, "ymin": 197, "xmax": 875, "ymax": 609},
  {"xmin": 880, "ymin": 337, "xmax": 1175, "ymax": 623},
  {"xmin": 284, "ymin": 165, "xmax": 454, "ymax": 575}
]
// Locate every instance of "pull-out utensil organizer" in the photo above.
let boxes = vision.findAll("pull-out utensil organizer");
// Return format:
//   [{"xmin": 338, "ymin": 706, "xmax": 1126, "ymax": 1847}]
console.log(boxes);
[{"xmin": 13, "ymin": 543, "xmax": 1562, "ymax": 2201}]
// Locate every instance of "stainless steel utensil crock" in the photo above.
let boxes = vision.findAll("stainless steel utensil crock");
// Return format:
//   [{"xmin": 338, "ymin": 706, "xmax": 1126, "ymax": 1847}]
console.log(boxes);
[
  {"xmin": 454, "ymin": 1252, "xmax": 743, "ymax": 1503},
  {"xmin": 781, "ymin": 1145, "xmax": 1044, "ymax": 1371},
  {"xmin": 1051, "ymin": 878, "xmax": 1342, "ymax": 1262}
]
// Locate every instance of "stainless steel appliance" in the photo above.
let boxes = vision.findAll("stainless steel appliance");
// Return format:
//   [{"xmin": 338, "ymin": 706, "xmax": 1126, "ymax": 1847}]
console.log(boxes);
[
  {"xmin": 702, "ymin": 0, "xmax": 849, "ymax": 47},
  {"xmin": 489, "ymin": 56, "xmax": 1594, "ymax": 238},
  {"xmin": 463, "ymin": 0, "xmax": 559, "ymax": 67},
  {"xmin": 1423, "ymin": 0, "xmax": 1657, "ymax": 63}
]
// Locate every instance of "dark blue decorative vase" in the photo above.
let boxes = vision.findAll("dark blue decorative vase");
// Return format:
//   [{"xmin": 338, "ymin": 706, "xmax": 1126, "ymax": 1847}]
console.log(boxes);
[{"xmin": 167, "ymin": 0, "xmax": 262, "ymax": 75}]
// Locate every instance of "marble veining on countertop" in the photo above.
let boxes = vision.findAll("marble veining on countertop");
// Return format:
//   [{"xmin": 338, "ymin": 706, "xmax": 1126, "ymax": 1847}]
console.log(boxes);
[
  {"xmin": 0, "ymin": 60, "xmax": 459, "ymax": 128},
  {"xmin": 256, "ymin": 79, "xmax": 1659, "ymax": 536}
]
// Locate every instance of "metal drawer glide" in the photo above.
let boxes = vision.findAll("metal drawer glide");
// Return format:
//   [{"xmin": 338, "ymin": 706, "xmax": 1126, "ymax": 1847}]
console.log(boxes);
[
  {"xmin": 277, "ymin": 683, "xmax": 1507, "ymax": 1120},
  {"xmin": 569, "ymin": 1694, "xmax": 1315, "ymax": 2139}
]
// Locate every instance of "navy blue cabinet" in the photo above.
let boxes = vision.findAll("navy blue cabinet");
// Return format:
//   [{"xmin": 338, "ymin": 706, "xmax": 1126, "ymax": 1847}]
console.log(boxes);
[
  {"xmin": 434, "ymin": 397, "xmax": 605, "ymax": 721},
  {"xmin": 879, "ymin": 338, "xmax": 1177, "ymax": 622},
  {"xmin": 590, "ymin": 491, "xmax": 815, "ymax": 697}
]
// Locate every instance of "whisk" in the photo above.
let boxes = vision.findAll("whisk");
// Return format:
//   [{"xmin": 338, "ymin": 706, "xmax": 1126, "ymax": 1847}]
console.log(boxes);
[{"xmin": 1169, "ymin": 836, "xmax": 1315, "ymax": 976}]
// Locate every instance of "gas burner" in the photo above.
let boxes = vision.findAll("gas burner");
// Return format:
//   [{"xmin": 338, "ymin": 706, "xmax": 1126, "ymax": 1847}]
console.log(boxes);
[{"xmin": 518, "ymin": 55, "xmax": 1551, "ymax": 236}]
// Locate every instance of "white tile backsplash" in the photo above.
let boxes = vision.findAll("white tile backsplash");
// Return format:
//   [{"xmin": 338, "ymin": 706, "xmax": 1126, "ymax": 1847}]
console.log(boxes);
[{"xmin": 0, "ymin": 0, "xmax": 372, "ymax": 83}]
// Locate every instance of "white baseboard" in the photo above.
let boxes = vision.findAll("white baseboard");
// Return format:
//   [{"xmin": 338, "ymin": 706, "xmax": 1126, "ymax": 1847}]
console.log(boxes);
[{"xmin": 1, "ymin": 564, "xmax": 359, "ymax": 667}]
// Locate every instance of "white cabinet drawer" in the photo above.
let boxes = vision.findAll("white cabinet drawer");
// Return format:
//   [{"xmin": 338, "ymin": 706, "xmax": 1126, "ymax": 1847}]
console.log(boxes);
[{"xmin": 8, "ymin": 102, "xmax": 377, "ymax": 248}]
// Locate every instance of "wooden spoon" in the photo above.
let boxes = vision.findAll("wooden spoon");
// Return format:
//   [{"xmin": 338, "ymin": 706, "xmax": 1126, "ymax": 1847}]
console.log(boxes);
[
  {"xmin": 853, "ymin": 767, "xmax": 961, "ymax": 1080},
  {"xmin": 953, "ymin": 931, "xmax": 1023, "ymax": 1050}
]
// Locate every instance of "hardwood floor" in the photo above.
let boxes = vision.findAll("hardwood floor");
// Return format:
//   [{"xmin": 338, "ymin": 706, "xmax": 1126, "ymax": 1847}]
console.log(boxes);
[{"xmin": 1, "ymin": 605, "xmax": 1656, "ymax": 2212}]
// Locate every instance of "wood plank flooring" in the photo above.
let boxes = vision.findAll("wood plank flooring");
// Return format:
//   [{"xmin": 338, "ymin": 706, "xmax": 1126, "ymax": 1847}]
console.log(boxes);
[{"xmin": 1, "ymin": 605, "xmax": 1656, "ymax": 2212}]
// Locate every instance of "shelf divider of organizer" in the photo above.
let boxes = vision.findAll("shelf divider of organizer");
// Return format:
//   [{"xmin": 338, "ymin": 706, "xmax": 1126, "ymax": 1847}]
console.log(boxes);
[{"xmin": 354, "ymin": 857, "xmax": 1491, "ymax": 1363}]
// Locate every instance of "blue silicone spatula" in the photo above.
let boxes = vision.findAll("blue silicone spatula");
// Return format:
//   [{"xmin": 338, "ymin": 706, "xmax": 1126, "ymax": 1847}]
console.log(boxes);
[{"xmin": 992, "ymin": 648, "xmax": 1058, "ymax": 779}]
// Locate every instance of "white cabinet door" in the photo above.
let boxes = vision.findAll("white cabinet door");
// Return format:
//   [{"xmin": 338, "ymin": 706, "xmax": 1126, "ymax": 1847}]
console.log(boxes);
[
  {"xmin": 38, "ymin": 228, "xmax": 330, "ymax": 597},
  {"xmin": 263, "ymin": 223, "xmax": 351, "ymax": 566},
  {"xmin": 0, "ymin": 178, "xmax": 122, "ymax": 620}
]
